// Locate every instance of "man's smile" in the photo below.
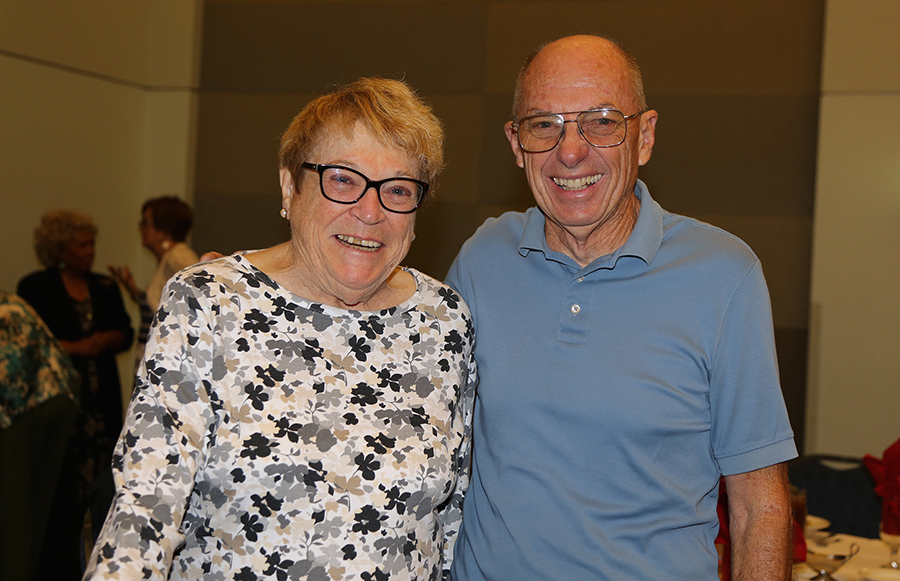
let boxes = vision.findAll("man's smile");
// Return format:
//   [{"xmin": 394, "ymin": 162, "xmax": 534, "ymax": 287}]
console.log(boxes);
[{"xmin": 551, "ymin": 173, "xmax": 602, "ymax": 191}]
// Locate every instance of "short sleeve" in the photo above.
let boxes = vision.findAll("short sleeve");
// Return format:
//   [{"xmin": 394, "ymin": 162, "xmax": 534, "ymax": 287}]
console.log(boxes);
[{"xmin": 709, "ymin": 261, "xmax": 797, "ymax": 475}]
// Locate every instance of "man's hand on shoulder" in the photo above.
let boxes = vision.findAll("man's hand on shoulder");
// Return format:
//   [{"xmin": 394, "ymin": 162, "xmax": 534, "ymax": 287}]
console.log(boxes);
[{"xmin": 199, "ymin": 251, "xmax": 225, "ymax": 262}]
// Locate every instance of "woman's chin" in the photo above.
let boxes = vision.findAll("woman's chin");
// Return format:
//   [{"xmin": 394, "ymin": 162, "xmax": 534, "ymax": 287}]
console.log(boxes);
[{"xmin": 325, "ymin": 268, "xmax": 402, "ymax": 307}]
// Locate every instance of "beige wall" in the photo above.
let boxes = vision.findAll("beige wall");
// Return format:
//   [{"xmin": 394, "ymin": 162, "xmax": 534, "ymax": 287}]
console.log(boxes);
[
  {"xmin": 1, "ymin": 0, "xmax": 203, "ymax": 291},
  {"xmin": 806, "ymin": 0, "xmax": 900, "ymax": 456},
  {"xmin": 0, "ymin": 0, "xmax": 203, "ymax": 397}
]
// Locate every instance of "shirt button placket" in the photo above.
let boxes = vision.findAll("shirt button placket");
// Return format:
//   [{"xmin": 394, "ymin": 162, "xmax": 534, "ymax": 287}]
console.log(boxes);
[{"xmin": 557, "ymin": 273, "xmax": 591, "ymax": 344}]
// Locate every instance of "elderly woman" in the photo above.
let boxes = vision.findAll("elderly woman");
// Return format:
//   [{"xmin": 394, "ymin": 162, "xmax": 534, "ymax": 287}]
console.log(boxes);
[
  {"xmin": 16, "ymin": 210, "xmax": 134, "ymax": 576},
  {"xmin": 85, "ymin": 77, "xmax": 475, "ymax": 581},
  {"xmin": 109, "ymin": 196, "xmax": 199, "ymax": 369},
  {"xmin": 17, "ymin": 211, "xmax": 134, "ymax": 448}
]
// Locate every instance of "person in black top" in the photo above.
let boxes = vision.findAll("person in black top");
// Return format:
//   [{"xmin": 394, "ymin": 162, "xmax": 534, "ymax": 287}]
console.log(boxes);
[{"xmin": 17, "ymin": 209, "xmax": 133, "ymax": 579}]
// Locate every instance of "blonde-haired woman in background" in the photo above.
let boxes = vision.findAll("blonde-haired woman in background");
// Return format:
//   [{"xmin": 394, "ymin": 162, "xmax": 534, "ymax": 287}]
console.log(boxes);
[{"xmin": 17, "ymin": 209, "xmax": 133, "ymax": 578}]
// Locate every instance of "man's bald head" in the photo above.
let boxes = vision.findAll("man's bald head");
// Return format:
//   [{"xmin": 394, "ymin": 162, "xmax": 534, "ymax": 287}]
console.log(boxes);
[{"xmin": 511, "ymin": 35, "xmax": 647, "ymax": 120}]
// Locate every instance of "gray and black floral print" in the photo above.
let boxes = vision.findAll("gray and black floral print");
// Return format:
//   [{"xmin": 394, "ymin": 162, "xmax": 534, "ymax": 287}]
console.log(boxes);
[{"xmin": 85, "ymin": 255, "xmax": 475, "ymax": 581}]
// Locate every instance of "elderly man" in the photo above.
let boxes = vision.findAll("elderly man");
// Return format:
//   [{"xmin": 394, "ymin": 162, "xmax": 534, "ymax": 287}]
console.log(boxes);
[{"xmin": 446, "ymin": 35, "xmax": 796, "ymax": 580}]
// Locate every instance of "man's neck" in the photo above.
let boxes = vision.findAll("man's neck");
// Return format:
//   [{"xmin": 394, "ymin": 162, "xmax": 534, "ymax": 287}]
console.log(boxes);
[{"xmin": 544, "ymin": 194, "xmax": 641, "ymax": 268}]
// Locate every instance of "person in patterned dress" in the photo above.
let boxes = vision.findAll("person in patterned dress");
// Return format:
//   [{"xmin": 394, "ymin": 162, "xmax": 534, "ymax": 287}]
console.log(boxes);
[{"xmin": 84, "ymin": 77, "xmax": 475, "ymax": 581}]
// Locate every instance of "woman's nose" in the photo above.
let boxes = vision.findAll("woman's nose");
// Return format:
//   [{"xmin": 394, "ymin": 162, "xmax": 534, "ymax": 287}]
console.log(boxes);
[{"xmin": 352, "ymin": 186, "xmax": 386, "ymax": 223}]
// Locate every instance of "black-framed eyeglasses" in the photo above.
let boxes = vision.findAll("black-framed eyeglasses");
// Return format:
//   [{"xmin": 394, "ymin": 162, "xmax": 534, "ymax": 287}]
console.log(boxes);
[
  {"xmin": 511, "ymin": 108, "xmax": 646, "ymax": 153},
  {"xmin": 300, "ymin": 163, "xmax": 428, "ymax": 214}
]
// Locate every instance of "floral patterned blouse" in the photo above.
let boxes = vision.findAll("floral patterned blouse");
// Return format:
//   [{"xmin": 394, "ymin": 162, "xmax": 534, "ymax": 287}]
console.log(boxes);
[{"xmin": 84, "ymin": 255, "xmax": 476, "ymax": 581}]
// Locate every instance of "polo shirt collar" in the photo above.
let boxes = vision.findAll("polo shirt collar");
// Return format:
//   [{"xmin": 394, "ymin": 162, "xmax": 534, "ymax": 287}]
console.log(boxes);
[{"xmin": 518, "ymin": 179, "xmax": 664, "ymax": 270}]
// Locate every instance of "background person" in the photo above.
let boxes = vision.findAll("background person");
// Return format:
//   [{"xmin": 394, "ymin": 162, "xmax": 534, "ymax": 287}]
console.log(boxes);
[
  {"xmin": 446, "ymin": 35, "xmax": 796, "ymax": 580},
  {"xmin": 16, "ymin": 209, "xmax": 134, "ymax": 578},
  {"xmin": 0, "ymin": 291, "xmax": 80, "ymax": 581},
  {"xmin": 85, "ymin": 77, "xmax": 475, "ymax": 581},
  {"xmin": 109, "ymin": 196, "xmax": 199, "ymax": 369}
]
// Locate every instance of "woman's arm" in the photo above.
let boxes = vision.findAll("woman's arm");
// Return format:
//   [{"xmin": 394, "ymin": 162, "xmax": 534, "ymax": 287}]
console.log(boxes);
[
  {"xmin": 94, "ymin": 275, "xmax": 135, "ymax": 353},
  {"xmin": 108, "ymin": 265, "xmax": 144, "ymax": 303},
  {"xmin": 439, "ymin": 314, "xmax": 478, "ymax": 579},
  {"xmin": 84, "ymin": 276, "xmax": 217, "ymax": 580},
  {"xmin": 58, "ymin": 330, "xmax": 124, "ymax": 358}
]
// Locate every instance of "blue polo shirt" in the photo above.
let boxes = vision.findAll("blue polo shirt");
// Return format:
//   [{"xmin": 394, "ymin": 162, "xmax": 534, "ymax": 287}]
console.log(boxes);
[{"xmin": 446, "ymin": 181, "xmax": 796, "ymax": 580}]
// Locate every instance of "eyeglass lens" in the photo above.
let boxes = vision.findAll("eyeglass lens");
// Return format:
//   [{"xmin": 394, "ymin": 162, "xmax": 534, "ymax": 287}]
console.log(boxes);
[
  {"xmin": 321, "ymin": 167, "xmax": 423, "ymax": 213},
  {"xmin": 518, "ymin": 109, "xmax": 628, "ymax": 152}
]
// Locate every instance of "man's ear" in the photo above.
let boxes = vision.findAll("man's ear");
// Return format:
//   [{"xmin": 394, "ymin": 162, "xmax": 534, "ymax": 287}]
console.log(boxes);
[
  {"xmin": 637, "ymin": 110, "xmax": 658, "ymax": 167},
  {"xmin": 504, "ymin": 121, "xmax": 526, "ymax": 168}
]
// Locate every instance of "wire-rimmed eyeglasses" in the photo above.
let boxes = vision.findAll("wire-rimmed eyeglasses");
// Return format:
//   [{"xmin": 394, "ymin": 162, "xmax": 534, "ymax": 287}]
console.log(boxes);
[
  {"xmin": 511, "ymin": 108, "xmax": 646, "ymax": 153},
  {"xmin": 300, "ymin": 163, "xmax": 428, "ymax": 214}
]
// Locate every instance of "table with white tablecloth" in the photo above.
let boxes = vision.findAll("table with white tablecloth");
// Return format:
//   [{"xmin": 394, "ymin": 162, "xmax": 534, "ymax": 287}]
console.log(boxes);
[{"xmin": 795, "ymin": 532, "xmax": 897, "ymax": 580}]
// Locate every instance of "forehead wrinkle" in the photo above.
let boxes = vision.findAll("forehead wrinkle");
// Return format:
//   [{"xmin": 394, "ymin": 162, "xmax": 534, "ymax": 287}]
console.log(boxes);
[
  {"xmin": 322, "ymin": 160, "xmax": 418, "ymax": 182},
  {"xmin": 310, "ymin": 123, "xmax": 418, "ymax": 180},
  {"xmin": 523, "ymin": 102, "xmax": 621, "ymax": 117}
]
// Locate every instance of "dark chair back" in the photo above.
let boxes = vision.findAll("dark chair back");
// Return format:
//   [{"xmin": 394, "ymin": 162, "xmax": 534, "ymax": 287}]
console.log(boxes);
[{"xmin": 788, "ymin": 454, "xmax": 882, "ymax": 538}]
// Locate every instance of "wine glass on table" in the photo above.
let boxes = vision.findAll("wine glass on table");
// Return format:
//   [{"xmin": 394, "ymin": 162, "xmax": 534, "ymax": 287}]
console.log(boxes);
[
  {"xmin": 881, "ymin": 497, "xmax": 900, "ymax": 569},
  {"xmin": 806, "ymin": 543, "xmax": 859, "ymax": 581}
]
